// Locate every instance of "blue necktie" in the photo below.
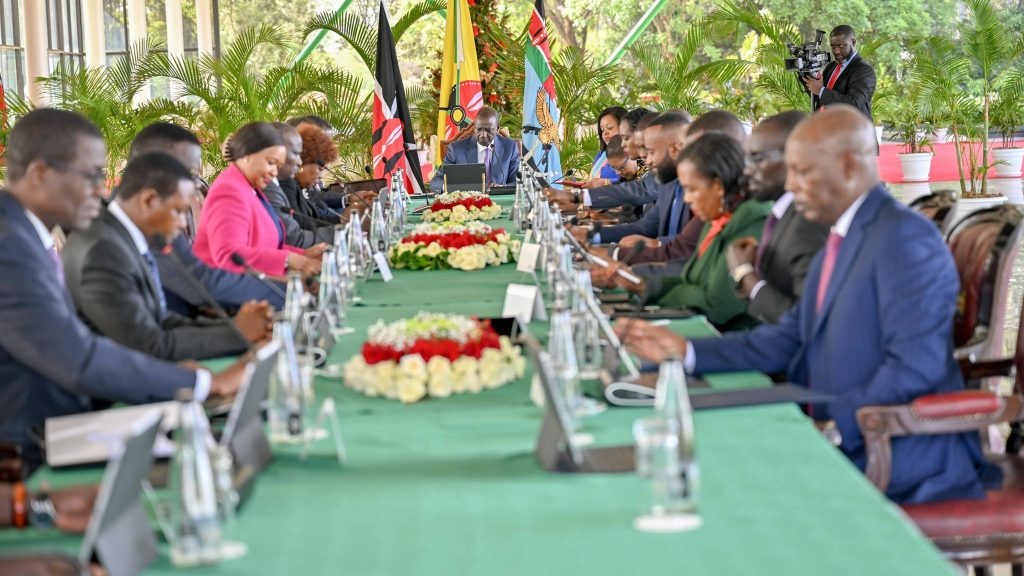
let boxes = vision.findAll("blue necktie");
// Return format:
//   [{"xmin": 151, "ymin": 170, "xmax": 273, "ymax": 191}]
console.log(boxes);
[
  {"xmin": 667, "ymin": 184, "xmax": 684, "ymax": 237},
  {"xmin": 142, "ymin": 251, "xmax": 167, "ymax": 317}
]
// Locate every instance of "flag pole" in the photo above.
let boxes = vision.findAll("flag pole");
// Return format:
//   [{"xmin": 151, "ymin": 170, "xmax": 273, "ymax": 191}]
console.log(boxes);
[{"xmin": 603, "ymin": 0, "xmax": 669, "ymax": 67}]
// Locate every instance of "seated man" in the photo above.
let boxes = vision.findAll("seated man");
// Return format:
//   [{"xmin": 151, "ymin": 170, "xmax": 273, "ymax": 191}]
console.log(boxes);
[
  {"xmin": 265, "ymin": 122, "xmax": 335, "ymax": 247},
  {"xmin": 429, "ymin": 106, "xmax": 520, "ymax": 192},
  {"xmin": 618, "ymin": 106, "xmax": 998, "ymax": 504},
  {"xmin": 63, "ymin": 152, "xmax": 272, "ymax": 361},
  {"xmin": 726, "ymin": 111, "xmax": 829, "ymax": 324},
  {"xmin": 0, "ymin": 109, "xmax": 244, "ymax": 466},
  {"xmin": 129, "ymin": 123, "xmax": 286, "ymax": 315},
  {"xmin": 567, "ymin": 112, "xmax": 693, "ymax": 246}
]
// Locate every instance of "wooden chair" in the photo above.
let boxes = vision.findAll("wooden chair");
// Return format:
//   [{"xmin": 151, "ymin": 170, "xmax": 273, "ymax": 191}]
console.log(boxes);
[
  {"xmin": 946, "ymin": 205, "xmax": 1024, "ymax": 362},
  {"xmin": 857, "ymin": 343, "xmax": 1024, "ymax": 574},
  {"xmin": 909, "ymin": 189, "xmax": 958, "ymax": 233}
]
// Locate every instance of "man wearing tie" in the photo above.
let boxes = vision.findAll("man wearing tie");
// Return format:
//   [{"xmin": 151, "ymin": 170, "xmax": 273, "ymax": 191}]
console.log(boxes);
[
  {"xmin": 726, "ymin": 111, "xmax": 829, "ymax": 323},
  {"xmin": 62, "ymin": 152, "xmax": 273, "ymax": 361},
  {"xmin": 0, "ymin": 109, "xmax": 244, "ymax": 466},
  {"xmin": 429, "ymin": 106, "xmax": 520, "ymax": 192},
  {"xmin": 618, "ymin": 106, "xmax": 997, "ymax": 504},
  {"xmin": 802, "ymin": 25, "xmax": 876, "ymax": 121}
]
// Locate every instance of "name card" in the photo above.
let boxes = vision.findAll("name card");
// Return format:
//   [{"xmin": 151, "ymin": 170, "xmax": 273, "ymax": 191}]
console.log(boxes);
[
  {"xmin": 373, "ymin": 253, "xmax": 394, "ymax": 282},
  {"xmin": 502, "ymin": 283, "xmax": 547, "ymax": 325},
  {"xmin": 517, "ymin": 243, "xmax": 541, "ymax": 273}
]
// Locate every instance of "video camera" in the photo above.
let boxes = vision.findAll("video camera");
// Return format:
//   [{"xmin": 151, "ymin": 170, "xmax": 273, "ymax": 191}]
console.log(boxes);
[{"xmin": 784, "ymin": 29, "xmax": 832, "ymax": 78}]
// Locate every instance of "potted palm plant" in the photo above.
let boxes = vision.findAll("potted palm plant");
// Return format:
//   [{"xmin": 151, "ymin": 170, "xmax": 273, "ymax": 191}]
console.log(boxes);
[
  {"xmin": 991, "ymin": 91, "xmax": 1024, "ymax": 177},
  {"xmin": 877, "ymin": 81, "xmax": 934, "ymax": 182}
]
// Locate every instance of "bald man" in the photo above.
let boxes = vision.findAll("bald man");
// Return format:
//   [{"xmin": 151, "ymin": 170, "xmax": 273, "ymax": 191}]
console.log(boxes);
[
  {"xmin": 429, "ymin": 106, "xmax": 520, "ymax": 191},
  {"xmin": 618, "ymin": 105, "xmax": 997, "ymax": 505}
]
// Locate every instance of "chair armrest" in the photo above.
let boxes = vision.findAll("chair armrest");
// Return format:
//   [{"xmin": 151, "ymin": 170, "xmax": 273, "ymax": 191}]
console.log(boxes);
[
  {"xmin": 856, "ymin": 392, "xmax": 1023, "ymax": 492},
  {"xmin": 959, "ymin": 356, "xmax": 1015, "ymax": 381}
]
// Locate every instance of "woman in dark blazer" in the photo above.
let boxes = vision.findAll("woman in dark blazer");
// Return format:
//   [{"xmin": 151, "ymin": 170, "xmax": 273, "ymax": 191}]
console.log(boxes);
[{"xmin": 639, "ymin": 133, "xmax": 771, "ymax": 331}]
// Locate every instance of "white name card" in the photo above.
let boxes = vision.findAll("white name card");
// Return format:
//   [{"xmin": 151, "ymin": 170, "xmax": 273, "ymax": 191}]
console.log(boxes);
[
  {"xmin": 373, "ymin": 252, "xmax": 394, "ymax": 282},
  {"xmin": 502, "ymin": 283, "xmax": 547, "ymax": 325},
  {"xmin": 517, "ymin": 243, "xmax": 541, "ymax": 273}
]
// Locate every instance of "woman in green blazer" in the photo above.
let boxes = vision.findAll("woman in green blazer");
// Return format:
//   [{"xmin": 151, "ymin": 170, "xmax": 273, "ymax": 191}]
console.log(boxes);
[{"xmin": 640, "ymin": 133, "xmax": 771, "ymax": 331}]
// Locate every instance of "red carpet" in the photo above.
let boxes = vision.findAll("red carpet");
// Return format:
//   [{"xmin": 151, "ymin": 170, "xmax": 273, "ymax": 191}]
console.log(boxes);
[{"xmin": 879, "ymin": 141, "xmax": 1019, "ymax": 183}]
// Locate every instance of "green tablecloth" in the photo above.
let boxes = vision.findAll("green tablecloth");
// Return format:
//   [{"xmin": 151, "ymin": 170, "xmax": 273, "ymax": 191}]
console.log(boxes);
[{"xmin": 0, "ymin": 199, "xmax": 956, "ymax": 575}]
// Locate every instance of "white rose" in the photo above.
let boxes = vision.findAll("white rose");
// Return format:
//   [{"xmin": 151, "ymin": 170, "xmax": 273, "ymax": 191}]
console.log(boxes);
[
  {"xmin": 452, "ymin": 205, "xmax": 468, "ymax": 214},
  {"xmin": 421, "ymin": 242, "xmax": 444, "ymax": 258},
  {"xmin": 398, "ymin": 378, "xmax": 427, "ymax": 403},
  {"xmin": 428, "ymin": 374, "xmax": 453, "ymax": 398},
  {"xmin": 399, "ymin": 354, "xmax": 428, "ymax": 382}
]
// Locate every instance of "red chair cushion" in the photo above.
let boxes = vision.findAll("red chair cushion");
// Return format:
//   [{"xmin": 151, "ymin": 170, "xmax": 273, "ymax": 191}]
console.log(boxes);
[
  {"xmin": 903, "ymin": 488, "xmax": 1024, "ymax": 540},
  {"xmin": 911, "ymin": 390, "xmax": 1001, "ymax": 419}
]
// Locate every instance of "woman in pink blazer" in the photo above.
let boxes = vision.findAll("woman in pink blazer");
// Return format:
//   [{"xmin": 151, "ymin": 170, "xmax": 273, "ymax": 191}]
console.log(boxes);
[{"xmin": 193, "ymin": 122, "xmax": 325, "ymax": 277}]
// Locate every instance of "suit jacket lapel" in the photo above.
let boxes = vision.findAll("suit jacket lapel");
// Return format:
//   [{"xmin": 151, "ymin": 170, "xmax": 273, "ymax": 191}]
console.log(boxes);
[
  {"xmin": 810, "ymin": 186, "xmax": 886, "ymax": 337},
  {"xmin": 103, "ymin": 210, "xmax": 161, "ymax": 316},
  {"xmin": 762, "ymin": 204, "xmax": 797, "ymax": 273}
]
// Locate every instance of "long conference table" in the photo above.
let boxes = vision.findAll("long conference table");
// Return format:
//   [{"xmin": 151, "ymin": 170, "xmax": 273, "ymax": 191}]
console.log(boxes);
[{"xmin": 0, "ymin": 197, "xmax": 956, "ymax": 575}]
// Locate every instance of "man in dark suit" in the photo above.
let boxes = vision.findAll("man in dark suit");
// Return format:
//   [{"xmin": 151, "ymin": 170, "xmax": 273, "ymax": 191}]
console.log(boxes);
[
  {"xmin": 129, "ymin": 123, "xmax": 286, "ymax": 315},
  {"xmin": 727, "ymin": 111, "xmax": 829, "ymax": 324},
  {"xmin": 63, "ymin": 152, "xmax": 272, "ymax": 361},
  {"xmin": 568, "ymin": 112, "xmax": 692, "ymax": 246},
  {"xmin": 0, "ymin": 109, "xmax": 244, "ymax": 465},
  {"xmin": 803, "ymin": 25, "xmax": 876, "ymax": 121},
  {"xmin": 619, "ymin": 106, "xmax": 998, "ymax": 504},
  {"xmin": 266, "ymin": 122, "xmax": 334, "ymax": 247},
  {"xmin": 429, "ymin": 106, "xmax": 520, "ymax": 191}
]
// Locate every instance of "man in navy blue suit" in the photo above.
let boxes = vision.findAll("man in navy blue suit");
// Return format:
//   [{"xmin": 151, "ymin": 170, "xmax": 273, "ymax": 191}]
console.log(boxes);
[
  {"xmin": 0, "ymin": 109, "xmax": 245, "ymax": 466},
  {"xmin": 429, "ymin": 106, "xmax": 520, "ymax": 191},
  {"xmin": 129, "ymin": 123, "xmax": 286, "ymax": 315},
  {"xmin": 618, "ymin": 105, "xmax": 998, "ymax": 504}
]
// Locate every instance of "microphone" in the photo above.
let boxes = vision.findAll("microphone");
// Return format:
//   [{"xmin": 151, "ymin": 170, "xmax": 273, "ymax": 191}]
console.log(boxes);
[
  {"xmin": 152, "ymin": 234, "xmax": 250, "ymax": 348},
  {"xmin": 230, "ymin": 253, "xmax": 287, "ymax": 300}
]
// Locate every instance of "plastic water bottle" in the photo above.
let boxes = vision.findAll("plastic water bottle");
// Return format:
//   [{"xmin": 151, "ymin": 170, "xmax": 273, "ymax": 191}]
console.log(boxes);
[
  {"xmin": 548, "ymin": 309, "xmax": 581, "ymax": 431},
  {"xmin": 653, "ymin": 359, "xmax": 699, "ymax": 509},
  {"xmin": 170, "ymin": 389, "xmax": 222, "ymax": 566}
]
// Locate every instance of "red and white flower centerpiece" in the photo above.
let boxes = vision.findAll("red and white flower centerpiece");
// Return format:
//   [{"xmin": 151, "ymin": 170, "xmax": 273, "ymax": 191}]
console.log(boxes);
[
  {"xmin": 388, "ymin": 221, "xmax": 520, "ymax": 271},
  {"xmin": 422, "ymin": 191, "xmax": 502, "ymax": 223},
  {"xmin": 342, "ymin": 312, "xmax": 525, "ymax": 404}
]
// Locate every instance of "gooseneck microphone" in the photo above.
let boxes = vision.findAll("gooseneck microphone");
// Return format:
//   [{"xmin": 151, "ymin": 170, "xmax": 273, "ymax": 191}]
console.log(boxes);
[
  {"xmin": 229, "ymin": 253, "xmax": 288, "ymax": 300},
  {"xmin": 153, "ymin": 234, "xmax": 249, "ymax": 347}
]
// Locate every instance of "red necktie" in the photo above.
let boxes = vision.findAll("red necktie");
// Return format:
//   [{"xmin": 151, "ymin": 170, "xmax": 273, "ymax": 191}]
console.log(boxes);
[
  {"xmin": 754, "ymin": 212, "xmax": 779, "ymax": 271},
  {"xmin": 826, "ymin": 62, "xmax": 842, "ymax": 90},
  {"xmin": 816, "ymin": 232, "xmax": 843, "ymax": 313}
]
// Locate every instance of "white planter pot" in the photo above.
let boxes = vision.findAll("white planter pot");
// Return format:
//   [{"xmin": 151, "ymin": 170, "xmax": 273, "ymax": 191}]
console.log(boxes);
[
  {"xmin": 875, "ymin": 125, "xmax": 883, "ymax": 146},
  {"xmin": 991, "ymin": 178, "xmax": 1024, "ymax": 203},
  {"xmin": 933, "ymin": 128, "xmax": 949, "ymax": 144},
  {"xmin": 992, "ymin": 147, "xmax": 1024, "ymax": 177},
  {"xmin": 955, "ymin": 195, "xmax": 1008, "ymax": 222},
  {"xmin": 898, "ymin": 152, "xmax": 933, "ymax": 182}
]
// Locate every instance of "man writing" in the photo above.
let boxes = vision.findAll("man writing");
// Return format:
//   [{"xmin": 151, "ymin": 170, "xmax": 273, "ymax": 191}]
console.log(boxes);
[
  {"xmin": 802, "ymin": 25, "xmax": 876, "ymax": 120},
  {"xmin": 618, "ymin": 106, "xmax": 996, "ymax": 504},
  {"xmin": 429, "ymin": 106, "xmax": 520, "ymax": 191},
  {"xmin": 726, "ymin": 111, "xmax": 829, "ymax": 324}
]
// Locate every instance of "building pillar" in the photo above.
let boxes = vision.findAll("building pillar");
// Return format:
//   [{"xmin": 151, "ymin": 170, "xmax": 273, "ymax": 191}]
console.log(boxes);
[
  {"xmin": 22, "ymin": 0, "xmax": 49, "ymax": 105},
  {"xmin": 125, "ymin": 0, "xmax": 148, "ymax": 102},
  {"xmin": 196, "ymin": 0, "xmax": 214, "ymax": 57},
  {"xmin": 82, "ymin": 0, "xmax": 106, "ymax": 69}
]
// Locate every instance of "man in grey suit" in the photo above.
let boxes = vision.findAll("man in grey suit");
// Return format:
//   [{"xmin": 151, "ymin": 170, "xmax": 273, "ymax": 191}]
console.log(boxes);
[
  {"xmin": 63, "ymin": 152, "xmax": 273, "ymax": 361},
  {"xmin": 0, "ymin": 109, "xmax": 244, "ymax": 465},
  {"xmin": 265, "ymin": 122, "xmax": 334, "ymax": 247},
  {"xmin": 727, "ymin": 111, "xmax": 830, "ymax": 324}
]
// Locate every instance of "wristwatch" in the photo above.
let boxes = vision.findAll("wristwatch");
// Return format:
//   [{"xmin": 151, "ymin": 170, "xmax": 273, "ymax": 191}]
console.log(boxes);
[
  {"xmin": 730, "ymin": 263, "xmax": 755, "ymax": 287},
  {"xmin": 28, "ymin": 491, "xmax": 56, "ymax": 530},
  {"xmin": 572, "ymin": 189, "xmax": 581, "ymax": 204}
]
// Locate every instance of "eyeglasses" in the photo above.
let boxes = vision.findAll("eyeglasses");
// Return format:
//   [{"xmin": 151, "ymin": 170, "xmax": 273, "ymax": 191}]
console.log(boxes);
[
  {"xmin": 49, "ymin": 161, "xmax": 106, "ymax": 187},
  {"xmin": 608, "ymin": 157, "xmax": 631, "ymax": 172},
  {"xmin": 747, "ymin": 149, "xmax": 784, "ymax": 166}
]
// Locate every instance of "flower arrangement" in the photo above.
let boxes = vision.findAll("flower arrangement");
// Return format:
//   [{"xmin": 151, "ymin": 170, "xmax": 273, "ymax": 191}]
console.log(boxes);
[
  {"xmin": 422, "ymin": 191, "xmax": 502, "ymax": 223},
  {"xmin": 343, "ymin": 313, "xmax": 526, "ymax": 404},
  {"xmin": 388, "ymin": 221, "xmax": 520, "ymax": 271}
]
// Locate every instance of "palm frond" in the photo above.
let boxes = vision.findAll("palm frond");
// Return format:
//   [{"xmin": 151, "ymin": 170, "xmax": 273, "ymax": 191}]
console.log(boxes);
[
  {"xmin": 302, "ymin": 11, "xmax": 377, "ymax": 72},
  {"xmin": 393, "ymin": 0, "xmax": 446, "ymax": 42}
]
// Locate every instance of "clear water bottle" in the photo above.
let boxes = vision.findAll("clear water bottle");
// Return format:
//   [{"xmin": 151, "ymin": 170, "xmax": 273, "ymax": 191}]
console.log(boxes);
[
  {"xmin": 653, "ymin": 359, "xmax": 699, "ymax": 510},
  {"xmin": 548, "ymin": 309, "xmax": 581, "ymax": 431},
  {"xmin": 284, "ymin": 271, "xmax": 305, "ymax": 330},
  {"xmin": 572, "ymin": 269, "xmax": 604, "ymax": 378},
  {"xmin": 369, "ymin": 197, "xmax": 388, "ymax": 254},
  {"xmin": 269, "ymin": 321, "xmax": 305, "ymax": 440},
  {"xmin": 170, "ymin": 389, "xmax": 222, "ymax": 567}
]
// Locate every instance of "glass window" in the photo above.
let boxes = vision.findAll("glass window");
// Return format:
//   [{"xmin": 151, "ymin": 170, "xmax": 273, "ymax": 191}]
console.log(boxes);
[
  {"xmin": 46, "ymin": 0, "xmax": 85, "ymax": 73},
  {"xmin": 103, "ymin": 0, "xmax": 127, "ymax": 62},
  {"xmin": 0, "ymin": 0, "xmax": 22, "ymax": 97}
]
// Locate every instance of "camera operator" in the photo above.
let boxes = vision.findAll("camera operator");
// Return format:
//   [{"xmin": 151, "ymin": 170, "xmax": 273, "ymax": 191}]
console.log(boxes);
[{"xmin": 802, "ymin": 25, "xmax": 876, "ymax": 121}]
